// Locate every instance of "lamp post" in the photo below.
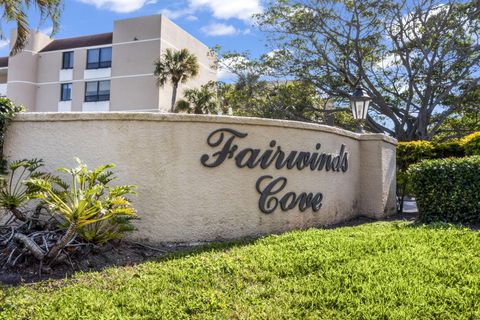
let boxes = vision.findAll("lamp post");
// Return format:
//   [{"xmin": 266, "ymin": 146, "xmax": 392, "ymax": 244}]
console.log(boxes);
[{"xmin": 350, "ymin": 86, "xmax": 371, "ymax": 133}]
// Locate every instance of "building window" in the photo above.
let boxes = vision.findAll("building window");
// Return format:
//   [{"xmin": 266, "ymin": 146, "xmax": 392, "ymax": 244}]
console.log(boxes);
[
  {"xmin": 86, "ymin": 47, "xmax": 112, "ymax": 69},
  {"xmin": 60, "ymin": 83, "xmax": 72, "ymax": 101},
  {"xmin": 85, "ymin": 80, "xmax": 110, "ymax": 102},
  {"xmin": 62, "ymin": 51, "xmax": 74, "ymax": 69}
]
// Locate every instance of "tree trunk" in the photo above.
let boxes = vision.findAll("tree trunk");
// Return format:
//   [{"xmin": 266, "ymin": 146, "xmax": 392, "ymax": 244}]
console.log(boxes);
[
  {"xmin": 171, "ymin": 83, "xmax": 178, "ymax": 113},
  {"xmin": 47, "ymin": 221, "xmax": 77, "ymax": 261},
  {"xmin": 10, "ymin": 208, "xmax": 27, "ymax": 221},
  {"xmin": 13, "ymin": 233, "xmax": 45, "ymax": 260}
]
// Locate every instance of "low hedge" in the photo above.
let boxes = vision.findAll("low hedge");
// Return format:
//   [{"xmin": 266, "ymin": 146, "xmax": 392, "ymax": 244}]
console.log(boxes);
[
  {"xmin": 397, "ymin": 140, "xmax": 467, "ymax": 171},
  {"xmin": 408, "ymin": 156, "xmax": 480, "ymax": 223},
  {"xmin": 397, "ymin": 132, "xmax": 480, "ymax": 172},
  {"xmin": 460, "ymin": 132, "xmax": 480, "ymax": 156},
  {"xmin": 396, "ymin": 140, "xmax": 466, "ymax": 210}
]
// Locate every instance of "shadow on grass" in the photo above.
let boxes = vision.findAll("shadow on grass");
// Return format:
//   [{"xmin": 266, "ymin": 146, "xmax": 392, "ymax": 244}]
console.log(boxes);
[
  {"xmin": 2, "ymin": 210, "xmax": 477, "ymax": 286},
  {"xmin": 0, "ymin": 237, "xmax": 260, "ymax": 287},
  {"xmin": 0, "ymin": 212, "xmax": 417, "ymax": 286}
]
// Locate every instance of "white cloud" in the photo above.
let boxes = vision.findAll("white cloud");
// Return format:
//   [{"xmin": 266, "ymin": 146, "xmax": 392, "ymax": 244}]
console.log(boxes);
[
  {"xmin": 201, "ymin": 23, "xmax": 237, "ymax": 36},
  {"xmin": 39, "ymin": 26, "xmax": 53, "ymax": 35},
  {"xmin": 81, "ymin": 0, "xmax": 262, "ymax": 20},
  {"xmin": 78, "ymin": 0, "xmax": 156, "ymax": 13},
  {"xmin": 217, "ymin": 67, "xmax": 236, "ymax": 81},
  {"xmin": 190, "ymin": 0, "xmax": 262, "ymax": 21},
  {"xmin": 160, "ymin": 7, "xmax": 193, "ymax": 20},
  {"xmin": 185, "ymin": 15, "xmax": 198, "ymax": 21},
  {"xmin": 0, "ymin": 39, "xmax": 9, "ymax": 50},
  {"xmin": 217, "ymin": 55, "xmax": 248, "ymax": 81},
  {"xmin": 160, "ymin": 0, "xmax": 262, "ymax": 22}
]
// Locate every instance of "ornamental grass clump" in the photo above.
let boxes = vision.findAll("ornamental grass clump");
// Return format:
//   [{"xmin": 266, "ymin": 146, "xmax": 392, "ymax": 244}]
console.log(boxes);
[{"xmin": 408, "ymin": 156, "xmax": 480, "ymax": 224}]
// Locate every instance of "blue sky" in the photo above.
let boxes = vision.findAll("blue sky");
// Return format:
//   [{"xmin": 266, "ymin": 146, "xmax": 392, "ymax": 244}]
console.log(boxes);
[{"xmin": 0, "ymin": 0, "xmax": 268, "ymax": 78}]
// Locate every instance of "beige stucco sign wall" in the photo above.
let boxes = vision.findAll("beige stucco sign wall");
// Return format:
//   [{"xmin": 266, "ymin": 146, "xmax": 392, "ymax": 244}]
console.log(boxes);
[{"xmin": 4, "ymin": 113, "xmax": 397, "ymax": 243}]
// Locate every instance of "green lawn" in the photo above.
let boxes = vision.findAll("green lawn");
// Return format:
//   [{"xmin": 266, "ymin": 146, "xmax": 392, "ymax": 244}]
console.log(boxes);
[{"xmin": 0, "ymin": 222, "xmax": 479, "ymax": 319}]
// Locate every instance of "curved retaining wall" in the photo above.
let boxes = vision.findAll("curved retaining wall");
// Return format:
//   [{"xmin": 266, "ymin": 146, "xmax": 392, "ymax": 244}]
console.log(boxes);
[{"xmin": 4, "ymin": 113, "xmax": 397, "ymax": 243}]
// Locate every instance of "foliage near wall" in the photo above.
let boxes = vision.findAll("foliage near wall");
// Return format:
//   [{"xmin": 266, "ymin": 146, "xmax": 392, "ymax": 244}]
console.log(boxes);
[
  {"xmin": 397, "ymin": 139, "xmax": 467, "ymax": 170},
  {"xmin": 396, "ymin": 138, "xmax": 469, "ymax": 211},
  {"xmin": 409, "ymin": 156, "xmax": 480, "ymax": 223},
  {"xmin": 460, "ymin": 132, "xmax": 480, "ymax": 156},
  {"xmin": 0, "ymin": 159, "xmax": 138, "ymax": 269},
  {"xmin": 0, "ymin": 98, "xmax": 24, "ymax": 174}
]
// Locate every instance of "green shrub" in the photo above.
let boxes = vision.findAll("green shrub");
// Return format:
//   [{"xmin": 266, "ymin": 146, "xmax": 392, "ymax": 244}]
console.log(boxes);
[
  {"xmin": 0, "ymin": 98, "xmax": 24, "ymax": 174},
  {"xmin": 397, "ymin": 140, "xmax": 465, "ymax": 171},
  {"xmin": 29, "ymin": 159, "xmax": 138, "ymax": 257},
  {"xmin": 460, "ymin": 132, "xmax": 480, "ymax": 155},
  {"xmin": 397, "ymin": 141, "xmax": 436, "ymax": 171},
  {"xmin": 408, "ymin": 156, "xmax": 480, "ymax": 223},
  {"xmin": 433, "ymin": 140, "xmax": 466, "ymax": 158},
  {"xmin": 396, "ymin": 140, "xmax": 464, "ymax": 211},
  {"xmin": 0, "ymin": 158, "xmax": 139, "ymax": 267}
]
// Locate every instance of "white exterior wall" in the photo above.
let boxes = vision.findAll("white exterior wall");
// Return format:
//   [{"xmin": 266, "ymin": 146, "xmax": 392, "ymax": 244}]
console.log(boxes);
[{"xmin": 4, "ymin": 113, "xmax": 397, "ymax": 243}]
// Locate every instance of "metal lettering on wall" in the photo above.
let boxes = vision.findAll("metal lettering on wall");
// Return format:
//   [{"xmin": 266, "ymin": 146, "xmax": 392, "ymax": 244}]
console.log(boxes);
[{"xmin": 200, "ymin": 128, "xmax": 349, "ymax": 214}]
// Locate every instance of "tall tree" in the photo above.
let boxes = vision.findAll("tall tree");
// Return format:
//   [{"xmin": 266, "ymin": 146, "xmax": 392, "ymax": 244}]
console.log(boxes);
[
  {"xmin": 1, "ymin": 0, "xmax": 62, "ymax": 55},
  {"xmin": 216, "ymin": 51, "xmax": 357, "ymax": 129},
  {"xmin": 434, "ymin": 85, "xmax": 480, "ymax": 141},
  {"xmin": 256, "ymin": 0, "xmax": 480, "ymax": 140},
  {"xmin": 154, "ymin": 48, "xmax": 200, "ymax": 112}
]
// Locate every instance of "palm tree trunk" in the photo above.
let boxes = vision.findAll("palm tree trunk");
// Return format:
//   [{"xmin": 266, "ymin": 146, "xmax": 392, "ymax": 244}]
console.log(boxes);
[
  {"xmin": 10, "ymin": 208, "xmax": 27, "ymax": 221},
  {"xmin": 13, "ymin": 233, "xmax": 45, "ymax": 261},
  {"xmin": 171, "ymin": 83, "xmax": 179, "ymax": 112},
  {"xmin": 47, "ymin": 221, "xmax": 77, "ymax": 261}
]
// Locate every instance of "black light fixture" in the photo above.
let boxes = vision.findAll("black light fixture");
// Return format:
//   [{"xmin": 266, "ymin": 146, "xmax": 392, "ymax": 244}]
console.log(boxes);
[{"xmin": 350, "ymin": 86, "xmax": 371, "ymax": 133}]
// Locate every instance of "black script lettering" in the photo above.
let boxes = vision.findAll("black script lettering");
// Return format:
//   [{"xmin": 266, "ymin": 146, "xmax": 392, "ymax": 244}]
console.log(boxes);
[
  {"xmin": 255, "ymin": 175, "xmax": 287, "ymax": 214},
  {"xmin": 200, "ymin": 128, "xmax": 247, "ymax": 167},
  {"xmin": 275, "ymin": 150, "xmax": 300, "ymax": 170},
  {"xmin": 259, "ymin": 140, "xmax": 277, "ymax": 169},
  {"xmin": 340, "ymin": 144, "xmax": 348, "ymax": 172},
  {"xmin": 279, "ymin": 192, "xmax": 297, "ymax": 211},
  {"xmin": 315, "ymin": 154, "xmax": 333, "ymax": 171},
  {"xmin": 235, "ymin": 148, "xmax": 261, "ymax": 168},
  {"xmin": 256, "ymin": 175, "xmax": 324, "ymax": 214},
  {"xmin": 200, "ymin": 128, "xmax": 350, "ymax": 174},
  {"xmin": 294, "ymin": 152, "xmax": 312, "ymax": 170}
]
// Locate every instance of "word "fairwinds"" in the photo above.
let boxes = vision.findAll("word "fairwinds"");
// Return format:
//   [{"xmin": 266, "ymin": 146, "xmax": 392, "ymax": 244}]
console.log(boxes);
[{"xmin": 200, "ymin": 128, "xmax": 349, "ymax": 172}]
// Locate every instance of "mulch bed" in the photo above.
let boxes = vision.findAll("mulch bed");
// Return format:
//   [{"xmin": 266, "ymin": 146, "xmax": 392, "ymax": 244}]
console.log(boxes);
[{"xmin": 0, "ymin": 241, "xmax": 184, "ymax": 285}]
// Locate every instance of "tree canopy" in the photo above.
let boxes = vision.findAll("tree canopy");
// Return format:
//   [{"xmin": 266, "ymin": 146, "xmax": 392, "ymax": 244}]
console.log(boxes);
[
  {"xmin": 254, "ymin": 0, "xmax": 480, "ymax": 140},
  {"xmin": 154, "ymin": 48, "xmax": 199, "ymax": 112}
]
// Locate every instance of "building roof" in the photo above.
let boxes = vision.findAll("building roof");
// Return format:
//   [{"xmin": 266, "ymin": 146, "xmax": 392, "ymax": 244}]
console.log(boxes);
[
  {"xmin": 40, "ymin": 32, "xmax": 113, "ymax": 52},
  {"xmin": 0, "ymin": 56, "xmax": 8, "ymax": 68}
]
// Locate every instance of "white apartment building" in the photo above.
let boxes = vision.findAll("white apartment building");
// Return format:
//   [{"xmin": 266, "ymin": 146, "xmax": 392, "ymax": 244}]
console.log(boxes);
[{"xmin": 0, "ymin": 14, "xmax": 216, "ymax": 112}]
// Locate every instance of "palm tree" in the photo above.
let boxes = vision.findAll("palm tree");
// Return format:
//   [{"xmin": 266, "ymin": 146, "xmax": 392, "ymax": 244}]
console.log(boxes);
[
  {"xmin": 1, "ymin": 0, "xmax": 62, "ymax": 55},
  {"xmin": 154, "ymin": 48, "xmax": 199, "ymax": 112},
  {"xmin": 176, "ymin": 82, "xmax": 218, "ymax": 114}
]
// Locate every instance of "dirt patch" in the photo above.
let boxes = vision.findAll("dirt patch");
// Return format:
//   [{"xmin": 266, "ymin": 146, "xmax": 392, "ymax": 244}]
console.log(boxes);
[{"xmin": 0, "ymin": 241, "xmax": 188, "ymax": 285}]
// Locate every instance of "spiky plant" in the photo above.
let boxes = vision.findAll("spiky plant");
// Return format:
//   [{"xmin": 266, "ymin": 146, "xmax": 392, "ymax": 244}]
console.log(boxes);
[
  {"xmin": 0, "ymin": 158, "xmax": 45, "ymax": 221},
  {"xmin": 28, "ymin": 158, "xmax": 137, "ymax": 260}
]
